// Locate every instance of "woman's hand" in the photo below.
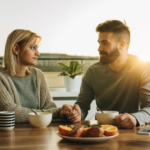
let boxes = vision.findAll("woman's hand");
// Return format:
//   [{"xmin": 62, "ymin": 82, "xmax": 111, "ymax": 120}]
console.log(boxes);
[
  {"xmin": 66, "ymin": 104, "xmax": 81, "ymax": 123},
  {"xmin": 59, "ymin": 104, "xmax": 73, "ymax": 119},
  {"xmin": 59, "ymin": 104, "xmax": 81, "ymax": 123}
]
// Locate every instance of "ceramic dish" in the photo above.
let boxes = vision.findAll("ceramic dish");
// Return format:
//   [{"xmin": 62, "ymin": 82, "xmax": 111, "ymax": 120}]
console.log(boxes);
[{"xmin": 56, "ymin": 131, "xmax": 118, "ymax": 142}]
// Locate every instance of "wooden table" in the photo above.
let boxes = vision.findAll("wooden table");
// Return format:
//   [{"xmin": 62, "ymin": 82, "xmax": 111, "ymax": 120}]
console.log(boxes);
[{"xmin": 0, "ymin": 120, "xmax": 150, "ymax": 150}]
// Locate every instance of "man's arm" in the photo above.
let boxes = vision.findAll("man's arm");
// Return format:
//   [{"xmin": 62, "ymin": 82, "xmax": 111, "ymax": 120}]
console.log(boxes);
[
  {"xmin": 131, "ymin": 62, "xmax": 150, "ymax": 126},
  {"xmin": 75, "ymin": 68, "xmax": 95, "ymax": 120},
  {"xmin": 113, "ymin": 62, "xmax": 150, "ymax": 128}
]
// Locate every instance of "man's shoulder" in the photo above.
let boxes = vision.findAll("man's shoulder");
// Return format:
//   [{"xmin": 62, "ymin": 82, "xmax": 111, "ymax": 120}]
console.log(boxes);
[
  {"xmin": 128, "ymin": 54, "xmax": 150, "ymax": 68},
  {"xmin": 127, "ymin": 55, "xmax": 150, "ymax": 78}
]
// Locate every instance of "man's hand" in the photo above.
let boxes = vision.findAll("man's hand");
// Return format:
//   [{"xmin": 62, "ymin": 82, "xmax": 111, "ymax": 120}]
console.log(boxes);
[
  {"xmin": 66, "ymin": 104, "xmax": 81, "ymax": 123},
  {"xmin": 59, "ymin": 104, "xmax": 73, "ymax": 119},
  {"xmin": 113, "ymin": 113, "xmax": 137, "ymax": 129}
]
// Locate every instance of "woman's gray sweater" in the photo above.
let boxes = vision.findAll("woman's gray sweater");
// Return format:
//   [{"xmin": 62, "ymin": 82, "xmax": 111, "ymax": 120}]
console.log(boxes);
[{"xmin": 0, "ymin": 67, "xmax": 61, "ymax": 123}]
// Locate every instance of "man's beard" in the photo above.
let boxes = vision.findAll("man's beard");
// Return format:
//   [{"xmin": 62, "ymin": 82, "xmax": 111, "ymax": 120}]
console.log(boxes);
[{"xmin": 100, "ymin": 47, "xmax": 120, "ymax": 65}]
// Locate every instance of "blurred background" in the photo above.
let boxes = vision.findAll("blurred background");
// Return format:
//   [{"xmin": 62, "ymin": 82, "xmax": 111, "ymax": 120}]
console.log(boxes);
[{"xmin": 0, "ymin": 0, "xmax": 150, "ymax": 87}]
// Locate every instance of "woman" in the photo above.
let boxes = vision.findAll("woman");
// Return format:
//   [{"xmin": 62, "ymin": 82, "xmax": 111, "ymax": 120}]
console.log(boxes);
[{"xmin": 0, "ymin": 29, "xmax": 80, "ymax": 123}]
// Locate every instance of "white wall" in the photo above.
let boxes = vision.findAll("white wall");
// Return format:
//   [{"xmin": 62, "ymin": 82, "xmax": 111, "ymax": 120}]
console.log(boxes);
[{"xmin": 0, "ymin": 0, "xmax": 150, "ymax": 60}]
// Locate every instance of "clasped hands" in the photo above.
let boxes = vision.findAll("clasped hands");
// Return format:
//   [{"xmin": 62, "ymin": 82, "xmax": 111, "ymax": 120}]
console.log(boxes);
[
  {"xmin": 60, "ymin": 105, "xmax": 138, "ymax": 128},
  {"xmin": 60, "ymin": 104, "xmax": 81, "ymax": 123}
]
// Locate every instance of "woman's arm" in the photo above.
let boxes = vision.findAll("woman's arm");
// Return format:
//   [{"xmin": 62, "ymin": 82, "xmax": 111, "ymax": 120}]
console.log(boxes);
[
  {"xmin": 35, "ymin": 68, "xmax": 79, "ymax": 121},
  {"xmin": 0, "ymin": 80, "xmax": 34, "ymax": 123},
  {"xmin": 35, "ymin": 68, "xmax": 67, "ymax": 119}
]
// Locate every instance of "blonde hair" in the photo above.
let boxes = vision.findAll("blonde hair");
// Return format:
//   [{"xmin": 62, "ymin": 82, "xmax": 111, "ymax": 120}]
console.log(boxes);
[{"xmin": 2, "ymin": 29, "xmax": 42, "ymax": 76}]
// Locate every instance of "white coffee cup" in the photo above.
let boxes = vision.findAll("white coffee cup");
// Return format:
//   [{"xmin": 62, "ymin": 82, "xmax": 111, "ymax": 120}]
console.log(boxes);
[{"xmin": 96, "ymin": 111, "xmax": 119, "ymax": 125}]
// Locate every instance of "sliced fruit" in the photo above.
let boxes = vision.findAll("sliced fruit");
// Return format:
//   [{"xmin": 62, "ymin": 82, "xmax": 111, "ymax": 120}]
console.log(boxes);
[
  {"xmin": 82, "ymin": 127, "xmax": 91, "ymax": 137},
  {"xmin": 87, "ymin": 127, "xmax": 105, "ymax": 137},
  {"xmin": 67, "ymin": 125, "xmax": 75, "ymax": 129},
  {"xmin": 101, "ymin": 125, "xmax": 118, "ymax": 136},
  {"xmin": 74, "ymin": 125, "xmax": 90, "ymax": 137},
  {"xmin": 67, "ymin": 126, "xmax": 84, "ymax": 137},
  {"xmin": 101, "ymin": 125, "xmax": 112, "ymax": 130},
  {"xmin": 59, "ymin": 125, "xmax": 72, "ymax": 136}
]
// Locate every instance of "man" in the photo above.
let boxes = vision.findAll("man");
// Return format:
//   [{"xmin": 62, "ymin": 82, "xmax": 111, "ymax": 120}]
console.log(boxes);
[{"xmin": 74, "ymin": 20, "xmax": 150, "ymax": 128}]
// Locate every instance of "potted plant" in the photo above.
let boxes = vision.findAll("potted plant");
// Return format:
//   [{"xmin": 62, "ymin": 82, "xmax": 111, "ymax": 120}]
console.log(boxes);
[{"xmin": 58, "ymin": 61, "xmax": 84, "ymax": 92}]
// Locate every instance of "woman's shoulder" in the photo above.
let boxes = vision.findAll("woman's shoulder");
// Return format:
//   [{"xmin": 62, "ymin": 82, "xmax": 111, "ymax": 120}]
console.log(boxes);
[
  {"xmin": 0, "ymin": 66, "xmax": 7, "ymax": 76},
  {"xmin": 0, "ymin": 66, "xmax": 10, "ymax": 83},
  {"xmin": 30, "ymin": 67, "xmax": 49, "ymax": 88},
  {"xmin": 0, "ymin": 66, "xmax": 5, "ymax": 72},
  {"xmin": 29, "ymin": 67, "xmax": 45, "ymax": 77}
]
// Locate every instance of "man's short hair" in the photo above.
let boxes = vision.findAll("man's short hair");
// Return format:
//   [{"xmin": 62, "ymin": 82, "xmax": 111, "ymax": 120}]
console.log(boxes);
[{"xmin": 96, "ymin": 20, "xmax": 130, "ymax": 50}]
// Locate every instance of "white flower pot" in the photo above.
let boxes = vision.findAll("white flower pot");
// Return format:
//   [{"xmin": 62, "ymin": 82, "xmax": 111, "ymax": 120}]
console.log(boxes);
[{"xmin": 64, "ymin": 76, "xmax": 82, "ymax": 92}]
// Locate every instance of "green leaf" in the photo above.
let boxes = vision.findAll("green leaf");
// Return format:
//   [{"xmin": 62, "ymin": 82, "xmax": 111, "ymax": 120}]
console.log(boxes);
[
  {"xmin": 74, "ymin": 72, "xmax": 84, "ymax": 76},
  {"xmin": 69, "ymin": 75, "xmax": 76, "ymax": 79},
  {"xmin": 58, "ymin": 72, "xmax": 68, "ymax": 76},
  {"xmin": 70, "ymin": 61, "xmax": 79, "ymax": 72},
  {"xmin": 74, "ymin": 64, "xmax": 84, "ymax": 73},
  {"xmin": 90, "ymin": 125, "xmax": 102, "ymax": 128},
  {"xmin": 58, "ymin": 62, "xmax": 68, "ymax": 68},
  {"xmin": 61, "ymin": 68, "xmax": 71, "ymax": 75},
  {"xmin": 64, "ymin": 71, "xmax": 71, "ymax": 75},
  {"xmin": 74, "ymin": 125, "xmax": 88, "ymax": 128},
  {"xmin": 62, "ymin": 68, "xmax": 68, "ymax": 72},
  {"xmin": 58, "ymin": 63, "xmax": 72, "ymax": 73}
]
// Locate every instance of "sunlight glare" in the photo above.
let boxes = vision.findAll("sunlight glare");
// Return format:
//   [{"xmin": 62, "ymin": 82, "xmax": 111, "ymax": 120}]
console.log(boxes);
[
  {"xmin": 129, "ymin": 22, "xmax": 150, "ymax": 62},
  {"xmin": 138, "ymin": 54, "xmax": 150, "ymax": 62}
]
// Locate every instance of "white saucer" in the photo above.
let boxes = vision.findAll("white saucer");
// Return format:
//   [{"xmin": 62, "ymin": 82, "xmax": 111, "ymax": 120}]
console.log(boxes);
[
  {"xmin": 0, "ymin": 120, "xmax": 15, "ymax": 123},
  {"xmin": 0, "ymin": 111, "xmax": 15, "ymax": 115},
  {"xmin": 0, "ymin": 126, "xmax": 15, "ymax": 131}
]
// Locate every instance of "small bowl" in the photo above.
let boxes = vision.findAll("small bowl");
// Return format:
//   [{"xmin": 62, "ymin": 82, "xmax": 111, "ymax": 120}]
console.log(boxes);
[
  {"xmin": 96, "ymin": 111, "xmax": 119, "ymax": 125},
  {"xmin": 28, "ymin": 112, "xmax": 52, "ymax": 128}
]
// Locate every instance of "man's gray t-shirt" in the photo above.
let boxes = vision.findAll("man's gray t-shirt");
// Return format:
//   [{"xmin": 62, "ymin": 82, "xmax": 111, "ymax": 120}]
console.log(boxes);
[
  {"xmin": 76, "ymin": 54, "xmax": 150, "ymax": 126},
  {"xmin": 10, "ymin": 68, "xmax": 39, "ymax": 109}
]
